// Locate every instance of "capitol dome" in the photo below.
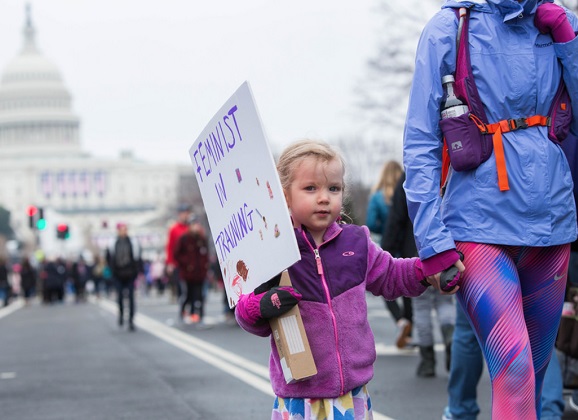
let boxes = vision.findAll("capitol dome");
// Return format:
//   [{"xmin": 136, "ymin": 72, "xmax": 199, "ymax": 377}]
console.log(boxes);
[{"xmin": 0, "ymin": 5, "xmax": 82, "ymax": 158}]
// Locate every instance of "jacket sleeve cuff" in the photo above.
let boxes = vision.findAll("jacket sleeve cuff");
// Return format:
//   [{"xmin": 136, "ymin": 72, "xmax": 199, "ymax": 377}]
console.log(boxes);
[
  {"xmin": 414, "ymin": 259, "xmax": 425, "ymax": 281},
  {"xmin": 414, "ymin": 259, "xmax": 430, "ymax": 287},
  {"xmin": 235, "ymin": 292, "xmax": 262, "ymax": 325},
  {"xmin": 421, "ymin": 249, "xmax": 460, "ymax": 277}
]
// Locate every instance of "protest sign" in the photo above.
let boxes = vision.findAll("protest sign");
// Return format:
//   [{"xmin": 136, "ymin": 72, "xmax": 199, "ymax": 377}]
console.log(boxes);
[{"xmin": 189, "ymin": 81, "xmax": 300, "ymax": 308}]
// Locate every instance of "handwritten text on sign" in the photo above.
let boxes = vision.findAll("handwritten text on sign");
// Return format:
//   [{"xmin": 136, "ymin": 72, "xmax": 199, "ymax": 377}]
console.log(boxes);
[{"xmin": 189, "ymin": 82, "xmax": 300, "ymax": 307}]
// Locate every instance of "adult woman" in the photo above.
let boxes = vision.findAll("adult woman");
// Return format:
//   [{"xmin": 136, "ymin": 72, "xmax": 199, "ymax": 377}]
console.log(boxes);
[
  {"xmin": 366, "ymin": 160, "xmax": 403, "ymax": 247},
  {"xmin": 404, "ymin": 1, "xmax": 578, "ymax": 418}
]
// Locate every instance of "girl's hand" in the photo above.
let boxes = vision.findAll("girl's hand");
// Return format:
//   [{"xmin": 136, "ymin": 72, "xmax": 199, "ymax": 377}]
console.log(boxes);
[
  {"xmin": 258, "ymin": 286, "xmax": 302, "ymax": 319},
  {"xmin": 242, "ymin": 273, "xmax": 302, "ymax": 325}
]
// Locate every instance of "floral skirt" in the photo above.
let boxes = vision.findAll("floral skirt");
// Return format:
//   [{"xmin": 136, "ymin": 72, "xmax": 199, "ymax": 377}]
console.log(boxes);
[{"xmin": 271, "ymin": 385, "xmax": 372, "ymax": 420}]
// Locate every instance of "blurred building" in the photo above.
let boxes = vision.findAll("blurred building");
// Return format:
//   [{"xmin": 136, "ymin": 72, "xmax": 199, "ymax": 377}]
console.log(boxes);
[{"xmin": 0, "ymin": 7, "xmax": 200, "ymax": 260}]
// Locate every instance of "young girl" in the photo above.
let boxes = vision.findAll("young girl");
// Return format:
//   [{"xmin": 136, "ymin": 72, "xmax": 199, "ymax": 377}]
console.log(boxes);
[{"xmin": 235, "ymin": 139, "xmax": 459, "ymax": 419}]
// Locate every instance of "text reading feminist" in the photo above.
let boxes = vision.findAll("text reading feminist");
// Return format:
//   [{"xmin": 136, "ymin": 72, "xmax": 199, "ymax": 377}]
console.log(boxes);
[{"xmin": 191, "ymin": 105, "xmax": 242, "ymax": 207}]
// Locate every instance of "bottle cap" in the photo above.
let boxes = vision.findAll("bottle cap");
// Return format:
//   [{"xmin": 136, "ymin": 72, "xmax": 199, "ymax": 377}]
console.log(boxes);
[{"xmin": 442, "ymin": 74, "xmax": 455, "ymax": 84}]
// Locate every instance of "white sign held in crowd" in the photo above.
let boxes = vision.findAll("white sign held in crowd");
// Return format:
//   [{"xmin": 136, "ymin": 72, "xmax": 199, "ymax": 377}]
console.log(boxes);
[{"xmin": 189, "ymin": 81, "xmax": 300, "ymax": 308}]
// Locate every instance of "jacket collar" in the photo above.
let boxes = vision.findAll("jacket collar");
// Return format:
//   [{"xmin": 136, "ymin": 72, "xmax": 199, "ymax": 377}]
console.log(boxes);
[{"xmin": 296, "ymin": 221, "xmax": 342, "ymax": 245}]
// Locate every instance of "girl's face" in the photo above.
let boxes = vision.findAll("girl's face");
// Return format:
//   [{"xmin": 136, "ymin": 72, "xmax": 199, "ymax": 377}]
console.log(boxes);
[{"xmin": 285, "ymin": 156, "xmax": 344, "ymax": 245}]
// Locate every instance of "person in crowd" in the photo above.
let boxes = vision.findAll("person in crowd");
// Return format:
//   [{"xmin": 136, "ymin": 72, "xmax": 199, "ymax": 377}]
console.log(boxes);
[
  {"xmin": 91, "ymin": 254, "xmax": 107, "ymax": 298},
  {"xmin": 41, "ymin": 255, "xmax": 67, "ymax": 304},
  {"xmin": 384, "ymin": 172, "xmax": 455, "ymax": 376},
  {"xmin": 367, "ymin": 160, "xmax": 413, "ymax": 349},
  {"xmin": 149, "ymin": 254, "xmax": 166, "ymax": 297},
  {"xmin": 102, "ymin": 259, "xmax": 114, "ymax": 297},
  {"xmin": 107, "ymin": 223, "xmax": 142, "ymax": 331},
  {"xmin": 70, "ymin": 256, "xmax": 89, "ymax": 303},
  {"xmin": 0, "ymin": 256, "xmax": 10, "ymax": 307},
  {"xmin": 174, "ymin": 217, "xmax": 209, "ymax": 324},
  {"xmin": 555, "ymin": 134, "xmax": 578, "ymax": 415},
  {"xmin": 366, "ymin": 160, "xmax": 403, "ymax": 244},
  {"xmin": 142, "ymin": 259, "xmax": 153, "ymax": 296},
  {"xmin": 165, "ymin": 203, "xmax": 192, "ymax": 304},
  {"xmin": 560, "ymin": 118, "xmax": 578, "ymax": 413},
  {"xmin": 208, "ymin": 254, "xmax": 235, "ymax": 324},
  {"xmin": 235, "ymin": 139, "xmax": 458, "ymax": 418},
  {"xmin": 404, "ymin": 2, "xmax": 578, "ymax": 417},
  {"xmin": 567, "ymin": 237, "xmax": 578, "ymax": 413},
  {"xmin": 19, "ymin": 256, "xmax": 37, "ymax": 306}
]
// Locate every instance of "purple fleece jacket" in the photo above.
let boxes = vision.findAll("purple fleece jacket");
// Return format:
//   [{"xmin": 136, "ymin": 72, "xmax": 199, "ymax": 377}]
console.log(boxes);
[{"xmin": 235, "ymin": 222, "xmax": 427, "ymax": 399}]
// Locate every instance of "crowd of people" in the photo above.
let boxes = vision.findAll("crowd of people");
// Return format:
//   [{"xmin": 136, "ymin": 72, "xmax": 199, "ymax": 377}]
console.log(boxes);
[{"xmin": 0, "ymin": 218, "xmax": 228, "ymax": 329}]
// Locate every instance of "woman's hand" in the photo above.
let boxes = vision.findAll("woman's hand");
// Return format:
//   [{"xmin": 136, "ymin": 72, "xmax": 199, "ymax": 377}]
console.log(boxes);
[
  {"xmin": 424, "ymin": 259, "xmax": 465, "ymax": 295},
  {"xmin": 535, "ymin": 3, "xmax": 576, "ymax": 43}
]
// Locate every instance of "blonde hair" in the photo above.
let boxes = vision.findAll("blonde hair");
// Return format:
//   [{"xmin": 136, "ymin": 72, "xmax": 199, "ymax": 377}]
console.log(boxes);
[
  {"xmin": 277, "ymin": 139, "xmax": 346, "ymax": 193},
  {"xmin": 371, "ymin": 160, "xmax": 403, "ymax": 204}
]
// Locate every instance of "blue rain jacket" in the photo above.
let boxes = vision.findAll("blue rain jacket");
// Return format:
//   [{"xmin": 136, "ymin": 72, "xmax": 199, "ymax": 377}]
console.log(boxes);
[{"xmin": 404, "ymin": 0, "xmax": 578, "ymax": 260}]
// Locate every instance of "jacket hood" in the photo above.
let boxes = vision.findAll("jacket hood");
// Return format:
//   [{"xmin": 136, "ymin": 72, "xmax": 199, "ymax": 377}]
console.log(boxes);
[{"xmin": 442, "ymin": 0, "xmax": 553, "ymax": 21}]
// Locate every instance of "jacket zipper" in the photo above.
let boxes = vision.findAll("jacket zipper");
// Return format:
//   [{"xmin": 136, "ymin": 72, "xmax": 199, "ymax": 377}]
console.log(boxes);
[{"xmin": 312, "ymin": 247, "xmax": 345, "ymax": 396}]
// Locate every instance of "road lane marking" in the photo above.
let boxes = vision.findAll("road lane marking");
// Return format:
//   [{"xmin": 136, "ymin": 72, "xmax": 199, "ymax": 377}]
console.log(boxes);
[
  {"xmin": 0, "ymin": 299, "xmax": 24, "ymax": 320},
  {"xmin": 96, "ymin": 298, "xmax": 395, "ymax": 420},
  {"xmin": 97, "ymin": 298, "xmax": 273, "ymax": 393},
  {"xmin": 375, "ymin": 343, "xmax": 444, "ymax": 356}
]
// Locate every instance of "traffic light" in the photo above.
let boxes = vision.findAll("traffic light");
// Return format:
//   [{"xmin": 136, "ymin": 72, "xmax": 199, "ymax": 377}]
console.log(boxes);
[
  {"xmin": 27, "ymin": 205, "xmax": 38, "ymax": 229},
  {"xmin": 56, "ymin": 224, "xmax": 69, "ymax": 240},
  {"xmin": 36, "ymin": 208, "xmax": 46, "ymax": 230}
]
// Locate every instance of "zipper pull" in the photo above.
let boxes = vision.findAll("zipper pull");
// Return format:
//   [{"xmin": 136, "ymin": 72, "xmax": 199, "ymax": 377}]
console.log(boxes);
[{"xmin": 313, "ymin": 249, "xmax": 323, "ymax": 275}]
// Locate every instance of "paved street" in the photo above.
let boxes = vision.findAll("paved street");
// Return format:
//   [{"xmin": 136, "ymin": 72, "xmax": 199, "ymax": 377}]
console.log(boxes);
[{"xmin": 0, "ymin": 289, "xmax": 576, "ymax": 419}]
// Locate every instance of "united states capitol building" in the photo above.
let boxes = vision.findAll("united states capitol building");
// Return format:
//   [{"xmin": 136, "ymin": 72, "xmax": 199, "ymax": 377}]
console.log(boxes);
[{"xmin": 0, "ymin": 8, "xmax": 200, "ymax": 260}]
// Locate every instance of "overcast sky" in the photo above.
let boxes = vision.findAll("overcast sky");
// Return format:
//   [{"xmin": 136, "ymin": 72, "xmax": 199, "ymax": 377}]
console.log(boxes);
[{"xmin": 0, "ymin": 1, "xmax": 381, "ymax": 165}]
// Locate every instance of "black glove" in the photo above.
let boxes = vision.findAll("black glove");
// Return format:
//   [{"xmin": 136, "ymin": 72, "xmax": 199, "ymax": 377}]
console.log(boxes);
[{"xmin": 259, "ymin": 286, "xmax": 302, "ymax": 319}]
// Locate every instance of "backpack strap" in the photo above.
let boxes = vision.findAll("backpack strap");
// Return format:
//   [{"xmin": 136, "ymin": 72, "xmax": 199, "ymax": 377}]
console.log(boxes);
[
  {"xmin": 547, "ymin": 73, "xmax": 572, "ymax": 143},
  {"xmin": 454, "ymin": 8, "xmax": 488, "ymax": 124},
  {"xmin": 440, "ymin": 8, "xmax": 470, "ymax": 194},
  {"xmin": 440, "ymin": 137, "xmax": 451, "ymax": 196},
  {"xmin": 442, "ymin": 7, "xmax": 513, "ymax": 191}
]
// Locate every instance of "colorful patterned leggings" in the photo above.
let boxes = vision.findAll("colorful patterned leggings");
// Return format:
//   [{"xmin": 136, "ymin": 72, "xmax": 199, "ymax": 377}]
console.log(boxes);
[{"xmin": 455, "ymin": 242, "xmax": 570, "ymax": 420}]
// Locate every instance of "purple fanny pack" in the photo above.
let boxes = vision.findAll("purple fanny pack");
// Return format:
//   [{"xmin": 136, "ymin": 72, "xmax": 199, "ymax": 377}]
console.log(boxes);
[{"xmin": 440, "ymin": 112, "xmax": 493, "ymax": 172}]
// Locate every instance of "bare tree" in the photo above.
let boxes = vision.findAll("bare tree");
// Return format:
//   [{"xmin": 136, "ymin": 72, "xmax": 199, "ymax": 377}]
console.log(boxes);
[
  {"xmin": 347, "ymin": 0, "xmax": 576, "ymax": 189},
  {"xmin": 351, "ymin": 0, "xmax": 442, "ymax": 185}
]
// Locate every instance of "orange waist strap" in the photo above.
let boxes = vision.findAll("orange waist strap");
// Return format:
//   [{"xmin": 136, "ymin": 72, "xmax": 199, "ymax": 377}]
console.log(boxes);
[{"xmin": 471, "ymin": 115, "xmax": 550, "ymax": 192}]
